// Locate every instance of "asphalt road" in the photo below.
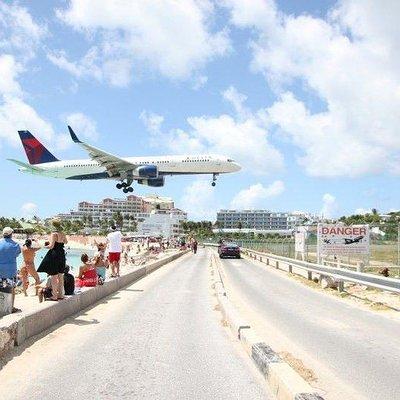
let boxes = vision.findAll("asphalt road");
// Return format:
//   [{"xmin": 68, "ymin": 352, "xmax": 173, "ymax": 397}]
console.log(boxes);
[
  {"xmin": 0, "ymin": 250, "xmax": 269, "ymax": 400},
  {"xmin": 220, "ymin": 255, "xmax": 400, "ymax": 400}
]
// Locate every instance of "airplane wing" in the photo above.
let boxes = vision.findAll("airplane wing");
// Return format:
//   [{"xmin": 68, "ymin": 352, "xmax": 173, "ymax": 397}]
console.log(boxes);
[
  {"xmin": 7, "ymin": 158, "xmax": 44, "ymax": 172},
  {"xmin": 68, "ymin": 126, "xmax": 138, "ymax": 177}
]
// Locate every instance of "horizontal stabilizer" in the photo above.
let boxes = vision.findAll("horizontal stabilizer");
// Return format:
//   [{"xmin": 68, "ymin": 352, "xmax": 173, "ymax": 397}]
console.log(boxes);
[{"xmin": 7, "ymin": 158, "xmax": 44, "ymax": 172}]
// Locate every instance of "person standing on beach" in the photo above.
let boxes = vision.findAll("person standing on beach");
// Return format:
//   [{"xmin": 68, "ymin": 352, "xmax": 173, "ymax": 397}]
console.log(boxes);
[
  {"xmin": 0, "ymin": 227, "xmax": 21, "ymax": 313},
  {"xmin": 37, "ymin": 219, "xmax": 68, "ymax": 301},
  {"xmin": 20, "ymin": 239, "xmax": 42, "ymax": 296},
  {"xmin": 107, "ymin": 225, "xmax": 122, "ymax": 277}
]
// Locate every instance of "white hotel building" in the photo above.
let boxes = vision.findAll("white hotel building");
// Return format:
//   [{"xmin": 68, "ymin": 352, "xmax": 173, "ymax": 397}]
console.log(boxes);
[{"xmin": 216, "ymin": 210, "xmax": 314, "ymax": 233}]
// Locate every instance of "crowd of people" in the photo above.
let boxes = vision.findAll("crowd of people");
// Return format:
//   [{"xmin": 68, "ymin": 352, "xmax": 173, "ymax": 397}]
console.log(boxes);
[
  {"xmin": 0, "ymin": 221, "xmax": 126, "ymax": 315},
  {"xmin": 0, "ymin": 221, "xmax": 199, "ymax": 317}
]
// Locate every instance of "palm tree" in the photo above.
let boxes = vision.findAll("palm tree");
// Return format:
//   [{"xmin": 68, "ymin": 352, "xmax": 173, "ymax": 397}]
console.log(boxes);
[{"xmin": 113, "ymin": 212, "xmax": 124, "ymax": 229}]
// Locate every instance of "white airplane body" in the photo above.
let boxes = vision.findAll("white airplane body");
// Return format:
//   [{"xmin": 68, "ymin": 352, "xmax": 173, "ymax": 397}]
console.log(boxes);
[{"xmin": 9, "ymin": 127, "xmax": 241, "ymax": 192}]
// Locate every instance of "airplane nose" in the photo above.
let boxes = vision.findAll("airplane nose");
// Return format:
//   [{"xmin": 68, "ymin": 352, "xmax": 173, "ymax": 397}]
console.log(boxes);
[{"xmin": 232, "ymin": 162, "xmax": 241, "ymax": 172}]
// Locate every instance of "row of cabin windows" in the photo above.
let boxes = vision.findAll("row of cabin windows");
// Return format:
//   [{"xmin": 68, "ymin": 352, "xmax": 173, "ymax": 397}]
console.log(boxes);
[{"xmin": 64, "ymin": 159, "xmax": 213, "ymax": 167}]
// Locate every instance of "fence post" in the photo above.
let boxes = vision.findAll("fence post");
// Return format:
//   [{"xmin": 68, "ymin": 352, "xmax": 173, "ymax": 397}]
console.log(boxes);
[
  {"xmin": 338, "ymin": 280, "xmax": 344, "ymax": 292},
  {"xmin": 307, "ymin": 271, "xmax": 312, "ymax": 280}
]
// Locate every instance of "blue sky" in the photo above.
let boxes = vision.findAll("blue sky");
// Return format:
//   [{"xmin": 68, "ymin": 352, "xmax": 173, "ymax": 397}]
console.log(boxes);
[{"xmin": 1, "ymin": 0, "xmax": 399, "ymax": 221}]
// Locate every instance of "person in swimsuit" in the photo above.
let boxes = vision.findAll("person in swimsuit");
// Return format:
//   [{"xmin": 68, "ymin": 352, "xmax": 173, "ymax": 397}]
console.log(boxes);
[
  {"xmin": 93, "ymin": 243, "xmax": 108, "ymax": 284},
  {"xmin": 77, "ymin": 253, "xmax": 92, "ymax": 279},
  {"xmin": 20, "ymin": 239, "xmax": 42, "ymax": 296},
  {"xmin": 37, "ymin": 219, "xmax": 68, "ymax": 301}
]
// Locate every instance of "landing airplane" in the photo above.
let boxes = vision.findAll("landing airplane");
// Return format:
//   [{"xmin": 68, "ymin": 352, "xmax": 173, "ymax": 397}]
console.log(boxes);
[{"xmin": 9, "ymin": 127, "xmax": 241, "ymax": 193}]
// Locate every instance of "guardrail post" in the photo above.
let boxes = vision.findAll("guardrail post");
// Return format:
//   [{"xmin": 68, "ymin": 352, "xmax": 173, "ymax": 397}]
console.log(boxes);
[
  {"xmin": 266, "ymin": 258, "xmax": 269, "ymax": 266},
  {"xmin": 275, "ymin": 261, "xmax": 279, "ymax": 269},
  {"xmin": 260, "ymin": 256, "xmax": 263, "ymax": 262},
  {"xmin": 338, "ymin": 280, "xmax": 344, "ymax": 292},
  {"xmin": 307, "ymin": 271, "xmax": 312, "ymax": 280},
  {"xmin": 357, "ymin": 262, "xmax": 364, "ymax": 273},
  {"xmin": 288, "ymin": 264, "xmax": 292, "ymax": 273}
]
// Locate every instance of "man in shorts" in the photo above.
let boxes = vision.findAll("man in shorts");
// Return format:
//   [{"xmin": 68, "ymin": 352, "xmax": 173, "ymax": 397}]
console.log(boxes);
[
  {"xmin": 0, "ymin": 227, "xmax": 22, "ymax": 313},
  {"xmin": 107, "ymin": 225, "xmax": 122, "ymax": 277}
]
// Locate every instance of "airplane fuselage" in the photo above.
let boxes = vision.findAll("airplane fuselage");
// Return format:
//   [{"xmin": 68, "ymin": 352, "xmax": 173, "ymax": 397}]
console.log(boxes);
[{"xmin": 18, "ymin": 154, "xmax": 241, "ymax": 180}]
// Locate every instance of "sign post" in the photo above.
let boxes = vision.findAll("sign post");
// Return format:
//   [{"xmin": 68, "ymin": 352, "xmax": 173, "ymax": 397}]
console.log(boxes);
[{"xmin": 295, "ymin": 229, "xmax": 307, "ymax": 261}]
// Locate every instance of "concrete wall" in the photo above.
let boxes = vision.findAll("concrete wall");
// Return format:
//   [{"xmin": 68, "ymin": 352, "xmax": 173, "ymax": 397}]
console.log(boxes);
[{"xmin": 0, "ymin": 250, "xmax": 188, "ymax": 359}]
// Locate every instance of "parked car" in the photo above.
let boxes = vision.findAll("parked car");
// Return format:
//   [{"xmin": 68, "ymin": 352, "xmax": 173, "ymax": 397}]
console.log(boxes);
[{"xmin": 218, "ymin": 242, "xmax": 241, "ymax": 259}]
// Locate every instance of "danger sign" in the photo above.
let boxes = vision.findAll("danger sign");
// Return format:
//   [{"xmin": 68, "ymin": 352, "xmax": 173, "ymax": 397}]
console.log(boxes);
[{"xmin": 318, "ymin": 224, "xmax": 370, "ymax": 256}]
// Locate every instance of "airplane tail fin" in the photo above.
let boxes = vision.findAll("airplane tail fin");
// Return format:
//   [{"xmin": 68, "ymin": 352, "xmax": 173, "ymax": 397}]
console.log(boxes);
[{"xmin": 18, "ymin": 130, "xmax": 59, "ymax": 164}]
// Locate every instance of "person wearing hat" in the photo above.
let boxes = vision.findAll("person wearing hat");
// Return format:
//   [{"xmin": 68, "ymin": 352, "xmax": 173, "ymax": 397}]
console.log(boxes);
[{"xmin": 0, "ymin": 227, "xmax": 22, "ymax": 313}]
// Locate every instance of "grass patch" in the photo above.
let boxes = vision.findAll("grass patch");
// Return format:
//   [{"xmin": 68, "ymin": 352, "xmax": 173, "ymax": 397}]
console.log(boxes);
[{"xmin": 370, "ymin": 302, "xmax": 391, "ymax": 311}]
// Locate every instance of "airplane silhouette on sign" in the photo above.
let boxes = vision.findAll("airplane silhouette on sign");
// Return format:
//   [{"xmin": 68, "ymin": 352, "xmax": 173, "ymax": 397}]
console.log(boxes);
[{"xmin": 323, "ymin": 236, "xmax": 364, "ymax": 245}]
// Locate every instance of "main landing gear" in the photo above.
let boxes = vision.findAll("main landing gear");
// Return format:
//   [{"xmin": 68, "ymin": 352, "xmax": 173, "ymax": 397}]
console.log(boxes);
[
  {"xmin": 211, "ymin": 173, "xmax": 218, "ymax": 187},
  {"xmin": 116, "ymin": 181, "xmax": 134, "ymax": 193}
]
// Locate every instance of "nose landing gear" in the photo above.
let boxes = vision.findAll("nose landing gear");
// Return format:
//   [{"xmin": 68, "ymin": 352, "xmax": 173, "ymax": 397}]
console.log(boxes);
[{"xmin": 211, "ymin": 173, "xmax": 218, "ymax": 187}]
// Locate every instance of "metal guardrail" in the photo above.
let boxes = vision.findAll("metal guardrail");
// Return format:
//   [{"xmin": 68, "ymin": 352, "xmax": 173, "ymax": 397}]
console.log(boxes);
[
  {"xmin": 204, "ymin": 243, "xmax": 400, "ymax": 294},
  {"xmin": 322, "ymin": 259, "xmax": 400, "ymax": 271}
]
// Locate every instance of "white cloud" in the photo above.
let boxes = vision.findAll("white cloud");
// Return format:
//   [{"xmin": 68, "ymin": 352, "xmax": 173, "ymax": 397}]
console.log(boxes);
[
  {"xmin": 0, "ymin": 96, "xmax": 54, "ymax": 147},
  {"xmin": 141, "ymin": 86, "xmax": 284, "ymax": 174},
  {"xmin": 230, "ymin": 181, "xmax": 284, "ymax": 209},
  {"xmin": 47, "ymin": 48, "xmax": 102, "ymax": 80},
  {"xmin": 0, "ymin": 57, "xmax": 92, "ymax": 151},
  {"xmin": 53, "ymin": 0, "xmax": 230, "ymax": 86},
  {"xmin": 224, "ymin": 0, "xmax": 400, "ymax": 177},
  {"xmin": 66, "ymin": 112, "xmax": 99, "ymax": 140},
  {"xmin": 179, "ymin": 179, "xmax": 218, "ymax": 220},
  {"xmin": 321, "ymin": 193, "xmax": 338, "ymax": 219},
  {"xmin": 0, "ymin": 54, "xmax": 22, "ymax": 97},
  {"xmin": 0, "ymin": 2, "xmax": 46, "ymax": 59},
  {"xmin": 192, "ymin": 75, "xmax": 208, "ymax": 90},
  {"xmin": 140, "ymin": 111, "xmax": 164, "ymax": 135},
  {"xmin": 222, "ymin": 85, "xmax": 248, "ymax": 118},
  {"xmin": 21, "ymin": 202, "xmax": 38, "ymax": 217},
  {"xmin": 0, "ymin": 56, "xmax": 54, "ymax": 148},
  {"xmin": 0, "ymin": 6, "xmax": 59, "ymax": 151}
]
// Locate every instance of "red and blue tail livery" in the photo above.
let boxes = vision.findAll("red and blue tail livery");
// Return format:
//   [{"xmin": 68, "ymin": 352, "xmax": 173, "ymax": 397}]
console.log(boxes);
[{"xmin": 18, "ymin": 130, "xmax": 59, "ymax": 165}]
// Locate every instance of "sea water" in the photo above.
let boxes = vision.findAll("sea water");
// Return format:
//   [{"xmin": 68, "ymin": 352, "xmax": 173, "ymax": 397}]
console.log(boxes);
[{"xmin": 17, "ymin": 247, "xmax": 94, "ymax": 278}]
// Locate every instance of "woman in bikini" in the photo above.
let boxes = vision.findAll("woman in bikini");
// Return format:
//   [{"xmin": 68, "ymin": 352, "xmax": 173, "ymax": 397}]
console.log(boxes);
[{"xmin": 20, "ymin": 239, "xmax": 42, "ymax": 296}]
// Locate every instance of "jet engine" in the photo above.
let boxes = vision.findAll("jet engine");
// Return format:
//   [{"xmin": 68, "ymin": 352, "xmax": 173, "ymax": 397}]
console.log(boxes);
[
  {"xmin": 137, "ymin": 176, "xmax": 165, "ymax": 187},
  {"xmin": 135, "ymin": 165, "xmax": 158, "ymax": 178}
]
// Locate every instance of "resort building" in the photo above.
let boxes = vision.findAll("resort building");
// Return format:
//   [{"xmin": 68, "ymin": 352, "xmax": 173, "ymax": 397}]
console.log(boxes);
[
  {"xmin": 136, "ymin": 209, "xmax": 187, "ymax": 238},
  {"xmin": 215, "ymin": 210, "xmax": 316, "ymax": 233},
  {"xmin": 54, "ymin": 194, "xmax": 176, "ymax": 231}
]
